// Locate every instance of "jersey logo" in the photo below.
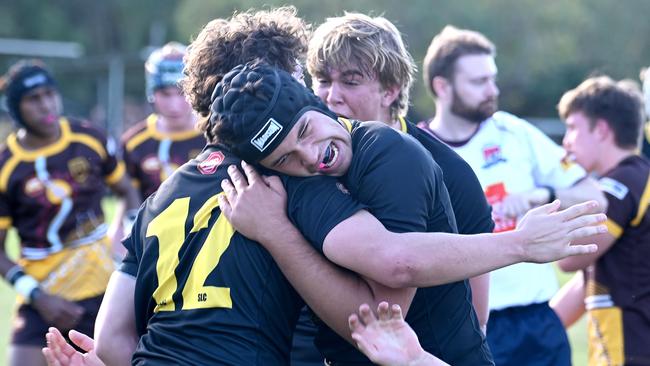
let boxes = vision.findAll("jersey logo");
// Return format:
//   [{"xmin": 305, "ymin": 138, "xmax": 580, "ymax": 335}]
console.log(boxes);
[
  {"xmin": 599, "ymin": 177, "xmax": 628, "ymax": 200},
  {"xmin": 481, "ymin": 144, "xmax": 507, "ymax": 169},
  {"xmin": 142, "ymin": 156, "xmax": 161, "ymax": 173},
  {"xmin": 68, "ymin": 157, "xmax": 90, "ymax": 183},
  {"xmin": 336, "ymin": 182, "xmax": 350, "ymax": 195},
  {"xmin": 251, "ymin": 118, "xmax": 282, "ymax": 152},
  {"xmin": 198, "ymin": 151, "xmax": 225, "ymax": 175},
  {"xmin": 24, "ymin": 177, "xmax": 45, "ymax": 197}
]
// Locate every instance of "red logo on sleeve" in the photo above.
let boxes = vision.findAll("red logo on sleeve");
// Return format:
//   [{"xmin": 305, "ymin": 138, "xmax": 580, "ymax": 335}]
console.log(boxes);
[{"xmin": 198, "ymin": 151, "xmax": 225, "ymax": 175}]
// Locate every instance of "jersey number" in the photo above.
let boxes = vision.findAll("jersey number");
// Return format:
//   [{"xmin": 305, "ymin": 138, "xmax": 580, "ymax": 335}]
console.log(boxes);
[{"xmin": 147, "ymin": 195, "xmax": 234, "ymax": 312}]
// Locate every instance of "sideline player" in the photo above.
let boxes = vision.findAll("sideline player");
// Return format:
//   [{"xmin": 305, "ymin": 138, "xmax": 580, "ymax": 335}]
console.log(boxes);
[
  {"xmin": 0, "ymin": 60, "xmax": 139, "ymax": 366},
  {"xmin": 554, "ymin": 76, "xmax": 650, "ymax": 365},
  {"xmin": 109, "ymin": 42, "xmax": 204, "ymax": 248},
  {"xmin": 419, "ymin": 25, "xmax": 606, "ymax": 365}
]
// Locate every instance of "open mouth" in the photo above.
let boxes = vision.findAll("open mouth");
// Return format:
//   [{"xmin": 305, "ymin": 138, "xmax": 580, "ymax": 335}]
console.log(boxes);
[{"xmin": 319, "ymin": 143, "xmax": 339, "ymax": 170}]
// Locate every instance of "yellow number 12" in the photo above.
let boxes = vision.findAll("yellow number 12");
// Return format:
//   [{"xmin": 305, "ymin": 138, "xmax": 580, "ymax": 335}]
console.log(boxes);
[{"xmin": 147, "ymin": 194, "xmax": 234, "ymax": 312}]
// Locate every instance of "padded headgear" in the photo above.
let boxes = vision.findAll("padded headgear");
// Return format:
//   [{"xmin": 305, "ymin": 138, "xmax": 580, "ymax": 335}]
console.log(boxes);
[{"xmin": 145, "ymin": 42, "xmax": 186, "ymax": 102}]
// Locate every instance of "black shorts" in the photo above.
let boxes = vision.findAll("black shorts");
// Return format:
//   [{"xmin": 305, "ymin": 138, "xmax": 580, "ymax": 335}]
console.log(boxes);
[{"xmin": 11, "ymin": 294, "xmax": 104, "ymax": 347}]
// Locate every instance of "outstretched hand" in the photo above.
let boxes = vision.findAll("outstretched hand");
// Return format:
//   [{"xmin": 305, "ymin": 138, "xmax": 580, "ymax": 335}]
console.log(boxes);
[
  {"xmin": 42, "ymin": 327, "xmax": 103, "ymax": 366},
  {"xmin": 515, "ymin": 199, "xmax": 607, "ymax": 263},
  {"xmin": 217, "ymin": 161, "xmax": 291, "ymax": 244},
  {"xmin": 349, "ymin": 302, "xmax": 447, "ymax": 366}
]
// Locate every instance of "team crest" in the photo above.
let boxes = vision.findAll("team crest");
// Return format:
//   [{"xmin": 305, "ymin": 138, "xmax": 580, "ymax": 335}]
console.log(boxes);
[
  {"xmin": 198, "ymin": 151, "xmax": 225, "ymax": 175},
  {"xmin": 68, "ymin": 157, "xmax": 90, "ymax": 183},
  {"xmin": 482, "ymin": 144, "xmax": 507, "ymax": 169}
]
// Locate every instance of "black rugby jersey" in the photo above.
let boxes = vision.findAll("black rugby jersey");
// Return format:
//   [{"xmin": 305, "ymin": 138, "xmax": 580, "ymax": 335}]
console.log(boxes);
[
  {"xmin": 121, "ymin": 114, "xmax": 205, "ymax": 199},
  {"xmin": 285, "ymin": 121, "xmax": 493, "ymax": 365},
  {"xmin": 120, "ymin": 145, "xmax": 303, "ymax": 365},
  {"xmin": 642, "ymin": 123, "xmax": 650, "ymax": 160},
  {"xmin": 585, "ymin": 155, "xmax": 650, "ymax": 365},
  {"xmin": 0, "ymin": 117, "xmax": 123, "ymax": 259}
]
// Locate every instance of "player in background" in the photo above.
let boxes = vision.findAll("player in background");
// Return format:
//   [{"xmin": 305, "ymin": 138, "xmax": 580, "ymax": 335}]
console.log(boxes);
[
  {"xmin": 108, "ymin": 42, "xmax": 204, "ymax": 251},
  {"xmin": 419, "ymin": 26, "xmax": 606, "ymax": 365},
  {"xmin": 553, "ymin": 76, "xmax": 650, "ymax": 365},
  {"xmin": 0, "ymin": 59, "xmax": 139, "ymax": 366}
]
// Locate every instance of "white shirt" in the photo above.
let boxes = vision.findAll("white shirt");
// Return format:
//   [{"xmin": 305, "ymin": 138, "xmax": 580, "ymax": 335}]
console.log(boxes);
[{"xmin": 446, "ymin": 111, "xmax": 585, "ymax": 310}]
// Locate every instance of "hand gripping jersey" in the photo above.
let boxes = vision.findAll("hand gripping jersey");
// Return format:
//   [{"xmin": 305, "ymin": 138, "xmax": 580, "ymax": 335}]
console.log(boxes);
[
  {"xmin": 120, "ymin": 145, "xmax": 306, "ymax": 365},
  {"xmin": 283, "ymin": 121, "xmax": 493, "ymax": 366},
  {"xmin": 0, "ymin": 117, "xmax": 122, "ymax": 300},
  {"xmin": 585, "ymin": 155, "xmax": 650, "ymax": 365},
  {"xmin": 121, "ymin": 114, "xmax": 205, "ymax": 199},
  {"xmin": 420, "ymin": 111, "xmax": 586, "ymax": 310}
]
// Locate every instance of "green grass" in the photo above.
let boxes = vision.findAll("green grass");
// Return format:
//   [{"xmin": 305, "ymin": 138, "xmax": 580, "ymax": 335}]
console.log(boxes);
[{"xmin": 0, "ymin": 200, "xmax": 589, "ymax": 365}]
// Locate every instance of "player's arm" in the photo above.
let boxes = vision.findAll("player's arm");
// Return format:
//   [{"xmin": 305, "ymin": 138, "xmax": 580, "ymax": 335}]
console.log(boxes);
[
  {"xmin": 94, "ymin": 271, "xmax": 137, "ymax": 366},
  {"xmin": 219, "ymin": 164, "xmax": 415, "ymax": 342},
  {"xmin": 550, "ymin": 271, "xmax": 586, "ymax": 328},
  {"xmin": 324, "ymin": 200, "xmax": 605, "ymax": 289},
  {"xmin": 557, "ymin": 230, "xmax": 615, "ymax": 271},
  {"xmin": 469, "ymin": 273, "xmax": 489, "ymax": 333},
  {"xmin": 106, "ymin": 175, "xmax": 140, "ymax": 258},
  {"xmin": 556, "ymin": 177, "xmax": 608, "ymax": 210}
]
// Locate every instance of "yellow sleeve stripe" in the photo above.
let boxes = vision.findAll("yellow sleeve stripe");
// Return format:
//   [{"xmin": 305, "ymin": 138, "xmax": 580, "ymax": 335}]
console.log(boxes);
[
  {"xmin": 398, "ymin": 116, "xmax": 408, "ymax": 133},
  {"xmin": 0, "ymin": 216, "xmax": 12, "ymax": 229},
  {"xmin": 105, "ymin": 161, "xmax": 126, "ymax": 185},
  {"xmin": 0, "ymin": 151, "xmax": 20, "ymax": 192},
  {"xmin": 126, "ymin": 115, "xmax": 157, "ymax": 152},
  {"xmin": 606, "ymin": 219, "xmax": 623, "ymax": 239},
  {"xmin": 338, "ymin": 117, "xmax": 353, "ymax": 132},
  {"xmin": 631, "ymin": 173, "xmax": 650, "ymax": 226}
]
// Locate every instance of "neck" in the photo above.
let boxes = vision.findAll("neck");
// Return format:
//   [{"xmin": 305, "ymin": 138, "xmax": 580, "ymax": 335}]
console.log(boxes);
[
  {"xmin": 429, "ymin": 104, "xmax": 480, "ymax": 142},
  {"xmin": 594, "ymin": 146, "xmax": 636, "ymax": 176},
  {"xmin": 156, "ymin": 114, "xmax": 197, "ymax": 134},
  {"xmin": 16, "ymin": 125, "xmax": 61, "ymax": 150}
]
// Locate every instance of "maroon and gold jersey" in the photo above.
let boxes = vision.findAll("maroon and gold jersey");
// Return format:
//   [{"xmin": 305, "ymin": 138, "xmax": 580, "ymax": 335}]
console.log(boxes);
[
  {"xmin": 585, "ymin": 155, "xmax": 650, "ymax": 365},
  {"xmin": 121, "ymin": 114, "xmax": 205, "ymax": 199},
  {"xmin": 0, "ymin": 117, "xmax": 125, "ymax": 260}
]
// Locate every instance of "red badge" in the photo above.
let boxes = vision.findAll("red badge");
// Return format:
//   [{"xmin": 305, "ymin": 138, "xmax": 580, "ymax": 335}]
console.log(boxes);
[{"xmin": 198, "ymin": 151, "xmax": 225, "ymax": 175}]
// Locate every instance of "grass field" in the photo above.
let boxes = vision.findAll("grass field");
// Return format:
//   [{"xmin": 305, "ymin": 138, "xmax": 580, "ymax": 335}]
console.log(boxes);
[{"xmin": 0, "ymin": 201, "xmax": 590, "ymax": 365}]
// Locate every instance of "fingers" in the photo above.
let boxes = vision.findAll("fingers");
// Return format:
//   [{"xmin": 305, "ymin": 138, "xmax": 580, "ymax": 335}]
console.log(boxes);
[
  {"xmin": 227, "ymin": 165, "xmax": 248, "ymax": 192},
  {"xmin": 568, "ymin": 224, "xmax": 608, "ymax": 241},
  {"xmin": 358, "ymin": 303, "xmax": 378, "ymax": 326},
  {"xmin": 376, "ymin": 302, "xmax": 391, "ymax": 322},
  {"xmin": 564, "ymin": 243, "xmax": 598, "ymax": 256},
  {"xmin": 42, "ymin": 347, "xmax": 62, "ymax": 366},
  {"xmin": 348, "ymin": 313, "xmax": 364, "ymax": 334},
  {"xmin": 216, "ymin": 193, "xmax": 232, "ymax": 218},
  {"xmin": 263, "ymin": 175, "xmax": 285, "ymax": 194},
  {"xmin": 528, "ymin": 199, "xmax": 561, "ymax": 216},
  {"xmin": 564, "ymin": 212, "xmax": 607, "ymax": 233},
  {"xmin": 220, "ymin": 179, "xmax": 236, "ymax": 201},
  {"xmin": 241, "ymin": 161, "xmax": 261, "ymax": 186},
  {"xmin": 557, "ymin": 200, "xmax": 601, "ymax": 221},
  {"xmin": 69, "ymin": 329, "xmax": 95, "ymax": 353},
  {"xmin": 390, "ymin": 303, "xmax": 404, "ymax": 321}
]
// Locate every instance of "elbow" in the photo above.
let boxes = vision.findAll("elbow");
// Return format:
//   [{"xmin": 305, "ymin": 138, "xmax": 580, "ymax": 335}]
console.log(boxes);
[
  {"xmin": 378, "ymin": 251, "xmax": 417, "ymax": 288},
  {"xmin": 558, "ymin": 258, "xmax": 581, "ymax": 273}
]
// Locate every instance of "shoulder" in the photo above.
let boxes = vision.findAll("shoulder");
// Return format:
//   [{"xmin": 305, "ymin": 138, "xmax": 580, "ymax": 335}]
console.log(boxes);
[
  {"xmin": 121, "ymin": 119, "xmax": 149, "ymax": 144},
  {"xmin": 601, "ymin": 156, "xmax": 650, "ymax": 201}
]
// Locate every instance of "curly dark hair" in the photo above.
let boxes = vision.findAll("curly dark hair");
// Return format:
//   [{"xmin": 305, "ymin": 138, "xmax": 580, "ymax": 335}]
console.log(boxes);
[{"xmin": 181, "ymin": 6, "xmax": 310, "ymax": 122}]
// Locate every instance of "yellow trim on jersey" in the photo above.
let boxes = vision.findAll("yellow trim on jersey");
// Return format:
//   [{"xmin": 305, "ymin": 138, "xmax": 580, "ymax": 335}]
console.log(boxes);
[
  {"xmin": 0, "ymin": 216, "xmax": 11, "ymax": 229},
  {"xmin": 0, "ymin": 118, "xmax": 111, "ymax": 192},
  {"xmin": 338, "ymin": 117, "xmax": 353, "ymax": 132},
  {"xmin": 398, "ymin": 116, "xmax": 408, "ymax": 133},
  {"xmin": 105, "ymin": 160, "xmax": 126, "ymax": 185},
  {"xmin": 587, "ymin": 307, "xmax": 625, "ymax": 366},
  {"xmin": 126, "ymin": 114, "xmax": 201, "ymax": 153},
  {"xmin": 605, "ymin": 219, "xmax": 623, "ymax": 239},
  {"xmin": 631, "ymin": 172, "xmax": 650, "ymax": 227}
]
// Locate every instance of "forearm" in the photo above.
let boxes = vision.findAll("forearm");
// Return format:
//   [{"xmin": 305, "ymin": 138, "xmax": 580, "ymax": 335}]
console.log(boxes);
[
  {"xmin": 469, "ymin": 273, "xmax": 490, "ymax": 332},
  {"xmin": 262, "ymin": 224, "xmax": 415, "ymax": 343},
  {"xmin": 550, "ymin": 271, "xmax": 586, "ymax": 328},
  {"xmin": 382, "ymin": 230, "xmax": 523, "ymax": 288},
  {"xmin": 95, "ymin": 271, "xmax": 137, "ymax": 366},
  {"xmin": 556, "ymin": 178, "xmax": 607, "ymax": 210}
]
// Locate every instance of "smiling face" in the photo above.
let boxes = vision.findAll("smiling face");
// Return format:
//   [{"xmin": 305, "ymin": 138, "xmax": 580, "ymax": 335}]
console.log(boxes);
[
  {"xmin": 259, "ymin": 110, "xmax": 353, "ymax": 177},
  {"xmin": 312, "ymin": 66, "xmax": 397, "ymax": 123},
  {"xmin": 18, "ymin": 85, "xmax": 62, "ymax": 137}
]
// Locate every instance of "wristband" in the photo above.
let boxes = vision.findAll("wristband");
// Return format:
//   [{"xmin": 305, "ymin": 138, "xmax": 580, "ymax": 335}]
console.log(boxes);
[
  {"xmin": 14, "ymin": 274, "xmax": 40, "ymax": 304},
  {"xmin": 5, "ymin": 264, "xmax": 25, "ymax": 284},
  {"xmin": 541, "ymin": 185, "xmax": 556, "ymax": 203}
]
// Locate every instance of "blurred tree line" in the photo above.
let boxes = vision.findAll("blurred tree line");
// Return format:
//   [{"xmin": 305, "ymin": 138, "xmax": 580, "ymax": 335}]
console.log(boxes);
[{"xmin": 1, "ymin": 0, "xmax": 649, "ymax": 133}]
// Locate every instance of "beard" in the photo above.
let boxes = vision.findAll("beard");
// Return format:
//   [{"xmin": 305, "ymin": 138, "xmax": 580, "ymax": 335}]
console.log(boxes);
[{"xmin": 450, "ymin": 89, "xmax": 498, "ymax": 124}]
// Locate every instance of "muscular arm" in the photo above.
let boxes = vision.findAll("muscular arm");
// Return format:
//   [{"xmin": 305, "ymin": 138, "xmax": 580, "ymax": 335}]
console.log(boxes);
[
  {"xmin": 219, "ymin": 167, "xmax": 415, "ymax": 343},
  {"xmin": 94, "ymin": 271, "xmax": 137, "ymax": 366}
]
